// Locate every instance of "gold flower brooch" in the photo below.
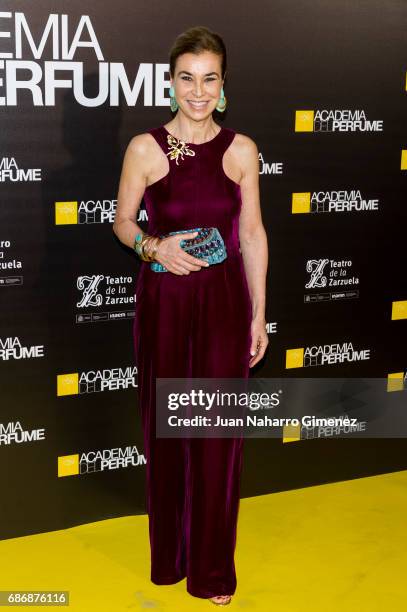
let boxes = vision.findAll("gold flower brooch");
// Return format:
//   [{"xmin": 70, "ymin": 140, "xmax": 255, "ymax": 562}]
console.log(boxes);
[{"xmin": 166, "ymin": 134, "xmax": 196, "ymax": 165}]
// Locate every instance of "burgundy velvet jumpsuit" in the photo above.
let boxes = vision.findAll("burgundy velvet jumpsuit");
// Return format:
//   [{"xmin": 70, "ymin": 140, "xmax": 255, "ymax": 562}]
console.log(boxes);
[{"xmin": 133, "ymin": 123, "xmax": 252, "ymax": 599}]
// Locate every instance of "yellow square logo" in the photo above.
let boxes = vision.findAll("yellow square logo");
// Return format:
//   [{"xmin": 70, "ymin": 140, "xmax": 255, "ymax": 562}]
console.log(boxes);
[
  {"xmin": 58, "ymin": 454, "xmax": 79, "ymax": 477},
  {"xmin": 286, "ymin": 348, "xmax": 304, "ymax": 369},
  {"xmin": 387, "ymin": 372, "xmax": 405, "ymax": 392},
  {"xmin": 391, "ymin": 300, "xmax": 407, "ymax": 320},
  {"xmin": 295, "ymin": 110, "xmax": 314, "ymax": 132},
  {"xmin": 401, "ymin": 150, "xmax": 407, "ymax": 170},
  {"xmin": 57, "ymin": 373, "xmax": 79, "ymax": 396},
  {"xmin": 55, "ymin": 201, "xmax": 78, "ymax": 225},
  {"xmin": 283, "ymin": 424, "xmax": 301, "ymax": 443},
  {"xmin": 292, "ymin": 192, "xmax": 311, "ymax": 214}
]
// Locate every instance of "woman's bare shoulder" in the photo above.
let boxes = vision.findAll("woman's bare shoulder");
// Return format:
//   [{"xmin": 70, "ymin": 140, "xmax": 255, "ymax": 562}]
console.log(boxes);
[
  {"xmin": 231, "ymin": 132, "xmax": 259, "ymax": 156},
  {"xmin": 124, "ymin": 132, "xmax": 164, "ymax": 180},
  {"xmin": 126, "ymin": 131, "xmax": 159, "ymax": 156},
  {"xmin": 228, "ymin": 132, "xmax": 259, "ymax": 176}
]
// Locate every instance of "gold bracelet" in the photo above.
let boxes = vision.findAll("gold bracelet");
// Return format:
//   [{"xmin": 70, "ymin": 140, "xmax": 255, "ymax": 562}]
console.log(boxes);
[
  {"xmin": 134, "ymin": 232, "xmax": 161, "ymax": 262},
  {"xmin": 142, "ymin": 236, "xmax": 155, "ymax": 261},
  {"xmin": 147, "ymin": 237, "xmax": 160, "ymax": 261},
  {"xmin": 139, "ymin": 235, "xmax": 154, "ymax": 261},
  {"xmin": 141, "ymin": 235, "xmax": 161, "ymax": 262}
]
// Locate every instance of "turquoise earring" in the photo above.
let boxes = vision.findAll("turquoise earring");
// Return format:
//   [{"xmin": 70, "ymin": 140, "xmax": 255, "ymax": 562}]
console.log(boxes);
[
  {"xmin": 216, "ymin": 87, "xmax": 227, "ymax": 113},
  {"xmin": 169, "ymin": 85, "xmax": 178, "ymax": 112}
]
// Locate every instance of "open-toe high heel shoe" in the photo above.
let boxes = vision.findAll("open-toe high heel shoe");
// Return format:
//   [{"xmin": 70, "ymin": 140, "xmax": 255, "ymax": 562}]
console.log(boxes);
[{"xmin": 209, "ymin": 595, "xmax": 232, "ymax": 606}]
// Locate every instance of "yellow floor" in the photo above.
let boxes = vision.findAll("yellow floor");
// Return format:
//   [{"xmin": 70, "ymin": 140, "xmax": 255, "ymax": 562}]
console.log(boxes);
[{"xmin": 1, "ymin": 470, "xmax": 406, "ymax": 610}]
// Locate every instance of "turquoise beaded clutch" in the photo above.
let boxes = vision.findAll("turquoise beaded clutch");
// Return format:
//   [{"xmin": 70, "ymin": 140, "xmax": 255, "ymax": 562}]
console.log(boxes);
[{"xmin": 150, "ymin": 227, "xmax": 227, "ymax": 272}]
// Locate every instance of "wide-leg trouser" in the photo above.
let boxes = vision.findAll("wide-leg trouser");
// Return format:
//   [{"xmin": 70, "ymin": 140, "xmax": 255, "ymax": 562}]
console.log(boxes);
[{"xmin": 133, "ymin": 257, "xmax": 252, "ymax": 598}]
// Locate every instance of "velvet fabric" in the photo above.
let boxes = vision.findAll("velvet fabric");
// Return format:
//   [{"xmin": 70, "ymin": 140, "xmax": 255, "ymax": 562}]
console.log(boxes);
[{"xmin": 133, "ymin": 124, "xmax": 252, "ymax": 599}]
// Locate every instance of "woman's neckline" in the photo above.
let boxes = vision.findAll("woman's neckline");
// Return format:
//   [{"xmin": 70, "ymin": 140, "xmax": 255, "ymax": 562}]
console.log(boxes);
[{"xmin": 161, "ymin": 124, "xmax": 223, "ymax": 146}]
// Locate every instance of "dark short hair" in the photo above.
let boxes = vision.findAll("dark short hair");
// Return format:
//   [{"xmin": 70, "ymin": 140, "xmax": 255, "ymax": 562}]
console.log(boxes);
[{"xmin": 169, "ymin": 26, "xmax": 227, "ymax": 80}]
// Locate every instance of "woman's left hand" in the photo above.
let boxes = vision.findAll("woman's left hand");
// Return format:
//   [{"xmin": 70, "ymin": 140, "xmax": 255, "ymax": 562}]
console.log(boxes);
[{"xmin": 249, "ymin": 317, "xmax": 269, "ymax": 368}]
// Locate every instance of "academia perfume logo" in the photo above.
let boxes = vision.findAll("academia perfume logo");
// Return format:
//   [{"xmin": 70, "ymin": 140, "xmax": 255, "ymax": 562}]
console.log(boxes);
[
  {"xmin": 57, "ymin": 365, "xmax": 137, "ymax": 396},
  {"xmin": 295, "ymin": 109, "xmax": 383, "ymax": 132},
  {"xmin": 55, "ymin": 199, "xmax": 116, "ymax": 225},
  {"xmin": 292, "ymin": 190, "xmax": 379, "ymax": 214},
  {"xmin": 0, "ymin": 420, "xmax": 46, "ymax": 445},
  {"xmin": 0, "ymin": 336, "xmax": 45, "ymax": 361},
  {"xmin": 54, "ymin": 198, "xmax": 148, "ymax": 225},
  {"xmin": 258, "ymin": 152, "xmax": 283, "ymax": 175},
  {"xmin": 304, "ymin": 257, "xmax": 360, "ymax": 302},
  {"xmin": 75, "ymin": 273, "xmax": 136, "ymax": 323},
  {"xmin": 387, "ymin": 371, "xmax": 407, "ymax": 393},
  {"xmin": 0, "ymin": 157, "xmax": 42, "ymax": 182},
  {"xmin": 58, "ymin": 445, "xmax": 146, "ymax": 477},
  {"xmin": 391, "ymin": 300, "xmax": 407, "ymax": 320},
  {"xmin": 285, "ymin": 341, "xmax": 371, "ymax": 369},
  {"xmin": 0, "ymin": 12, "xmax": 171, "ymax": 107},
  {"xmin": 282, "ymin": 413, "xmax": 367, "ymax": 443}
]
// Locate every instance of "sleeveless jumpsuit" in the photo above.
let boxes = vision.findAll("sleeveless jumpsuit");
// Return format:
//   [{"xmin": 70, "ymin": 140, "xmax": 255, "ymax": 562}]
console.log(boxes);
[{"xmin": 133, "ymin": 124, "xmax": 253, "ymax": 599}]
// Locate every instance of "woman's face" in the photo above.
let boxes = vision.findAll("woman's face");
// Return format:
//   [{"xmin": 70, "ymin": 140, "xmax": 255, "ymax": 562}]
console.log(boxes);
[{"xmin": 171, "ymin": 50, "xmax": 224, "ymax": 119}]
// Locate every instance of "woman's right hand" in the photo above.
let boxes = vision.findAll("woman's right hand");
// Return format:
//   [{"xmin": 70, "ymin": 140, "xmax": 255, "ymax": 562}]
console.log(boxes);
[{"xmin": 154, "ymin": 231, "xmax": 210, "ymax": 275}]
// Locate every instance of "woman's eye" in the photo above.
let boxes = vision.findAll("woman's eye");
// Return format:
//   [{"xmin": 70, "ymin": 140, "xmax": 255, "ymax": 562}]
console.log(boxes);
[{"xmin": 180, "ymin": 77, "xmax": 216, "ymax": 82}]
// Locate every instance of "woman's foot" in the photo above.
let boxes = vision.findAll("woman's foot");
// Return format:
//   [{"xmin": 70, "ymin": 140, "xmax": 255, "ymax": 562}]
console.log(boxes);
[{"xmin": 209, "ymin": 595, "xmax": 232, "ymax": 605}]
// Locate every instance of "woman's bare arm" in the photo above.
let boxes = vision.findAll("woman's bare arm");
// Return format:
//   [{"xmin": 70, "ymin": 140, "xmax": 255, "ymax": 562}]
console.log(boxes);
[
  {"xmin": 113, "ymin": 134, "xmax": 151, "ymax": 248},
  {"xmin": 233, "ymin": 134, "xmax": 269, "ymax": 366}
]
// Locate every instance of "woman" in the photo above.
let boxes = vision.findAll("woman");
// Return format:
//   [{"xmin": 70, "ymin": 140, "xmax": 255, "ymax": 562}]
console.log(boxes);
[{"xmin": 114, "ymin": 26, "xmax": 268, "ymax": 606}]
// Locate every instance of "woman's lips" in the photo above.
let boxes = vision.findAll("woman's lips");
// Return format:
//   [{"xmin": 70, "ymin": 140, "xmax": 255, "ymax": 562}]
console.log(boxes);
[{"xmin": 187, "ymin": 100, "xmax": 209, "ymax": 108}]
